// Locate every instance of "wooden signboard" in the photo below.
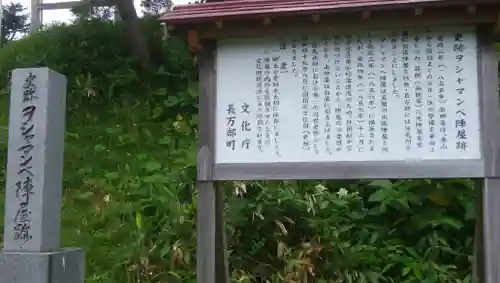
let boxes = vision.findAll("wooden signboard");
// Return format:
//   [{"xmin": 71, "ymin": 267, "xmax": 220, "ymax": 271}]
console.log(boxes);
[
  {"xmin": 214, "ymin": 25, "xmax": 486, "ymax": 180},
  {"xmin": 160, "ymin": 1, "xmax": 500, "ymax": 282}
]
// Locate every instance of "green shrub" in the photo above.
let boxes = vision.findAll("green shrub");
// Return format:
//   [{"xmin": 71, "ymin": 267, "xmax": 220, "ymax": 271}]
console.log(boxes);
[{"xmin": 0, "ymin": 20, "xmax": 477, "ymax": 283}]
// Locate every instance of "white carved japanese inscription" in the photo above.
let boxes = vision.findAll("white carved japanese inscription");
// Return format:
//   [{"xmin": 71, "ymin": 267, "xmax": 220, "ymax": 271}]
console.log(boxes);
[{"xmin": 215, "ymin": 25, "xmax": 480, "ymax": 164}]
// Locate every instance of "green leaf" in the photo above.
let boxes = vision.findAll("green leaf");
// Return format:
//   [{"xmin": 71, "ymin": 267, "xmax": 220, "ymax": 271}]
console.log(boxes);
[
  {"xmin": 368, "ymin": 180, "xmax": 393, "ymax": 190},
  {"xmin": 73, "ymin": 191, "xmax": 94, "ymax": 200},
  {"xmin": 164, "ymin": 96, "xmax": 179, "ymax": 107},
  {"xmin": 104, "ymin": 172, "xmax": 119, "ymax": 180},
  {"xmin": 151, "ymin": 106, "xmax": 163, "ymax": 119},
  {"xmin": 143, "ymin": 174, "xmax": 165, "ymax": 183},
  {"xmin": 366, "ymin": 271, "xmax": 382, "ymax": 283},
  {"xmin": 396, "ymin": 198, "xmax": 410, "ymax": 209},
  {"xmin": 135, "ymin": 212, "xmax": 143, "ymax": 229},
  {"xmin": 66, "ymin": 132, "xmax": 80, "ymax": 139},
  {"xmin": 145, "ymin": 161, "xmax": 161, "ymax": 172},
  {"xmin": 158, "ymin": 136, "xmax": 171, "ymax": 145},
  {"xmin": 368, "ymin": 188, "xmax": 390, "ymax": 202},
  {"xmin": 430, "ymin": 217, "xmax": 463, "ymax": 229},
  {"xmin": 93, "ymin": 144, "xmax": 106, "ymax": 152},
  {"xmin": 155, "ymin": 87, "xmax": 167, "ymax": 96}
]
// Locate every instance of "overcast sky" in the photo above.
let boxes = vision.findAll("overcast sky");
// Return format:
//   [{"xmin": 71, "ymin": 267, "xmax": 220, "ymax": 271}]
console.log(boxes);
[{"xmin": 13, "ymin": 0, "xmax": 190, "ymax": 25}]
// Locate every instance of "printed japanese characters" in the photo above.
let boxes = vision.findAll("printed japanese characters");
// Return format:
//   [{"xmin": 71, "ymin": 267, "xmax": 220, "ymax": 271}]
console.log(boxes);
[{"xmin": 215, "ymin": 25, "xmax": 480, "ymax": 164}]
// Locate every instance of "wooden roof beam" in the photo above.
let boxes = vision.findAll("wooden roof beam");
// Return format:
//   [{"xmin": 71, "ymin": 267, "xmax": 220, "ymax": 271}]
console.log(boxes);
[
  {"xmin": 362, "ymin": 11, "xmax": 370, "ymax": 20},
  {"xmin": 467, "ymin": 5, "xmax": 477, "ymax": 15},
  {"xmin": 414, "ymin": 7, "xmax": 423, "ymax": 16},
  {"xmin": 492, "ymin": 12, "xmax": 500, "ymax": 41}
]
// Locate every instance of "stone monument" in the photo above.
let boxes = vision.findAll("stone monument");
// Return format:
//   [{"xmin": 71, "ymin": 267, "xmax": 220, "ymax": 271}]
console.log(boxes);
[{"xmin": 0, "ymin": 68, "xmax": 85, "ymax": 283}]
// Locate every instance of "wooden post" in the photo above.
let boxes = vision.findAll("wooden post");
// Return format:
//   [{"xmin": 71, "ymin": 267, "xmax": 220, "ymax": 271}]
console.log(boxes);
[
  {"xmin": 197, "ymin": 41, "xmax": 230, "ymax": 283},
  {"xmin": 480, "ymin": 179, "xmax": 500, "ymax": 283},
  {"xmin": 478, "ymin": 39, "xmax": 500, "ymax": 283}
]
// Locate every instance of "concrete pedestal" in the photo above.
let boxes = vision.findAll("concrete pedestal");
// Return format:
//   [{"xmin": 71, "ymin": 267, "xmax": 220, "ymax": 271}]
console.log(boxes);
[{"xmin": 0, "ymin": 248, "xmax": 85, "ymax": 283}]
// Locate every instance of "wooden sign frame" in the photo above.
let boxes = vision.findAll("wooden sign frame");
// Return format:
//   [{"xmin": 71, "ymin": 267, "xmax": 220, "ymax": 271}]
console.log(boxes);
[
  {"xmin": 162, "ymin": 2, "xmax": 500, "ymax": 283},
  {"xmin": 197, "ymin": 26, "xmax": 500, "ymax": 181}
]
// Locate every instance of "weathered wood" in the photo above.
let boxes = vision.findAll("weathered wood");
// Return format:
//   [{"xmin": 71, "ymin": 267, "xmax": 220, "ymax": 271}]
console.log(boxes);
[
  {"xmin": 198, "ymin": 39, "xmax": 216, "ymax": 153},
  {"xmin": 477, "ymin": 34, "xmax": 500, "ymax": 178},
  {"xmin": 473, "ymin": 179, "xmax": 484, "ymax": 283},
  {"xmin": 196, "ymin": 39, "xmax": 229, "ymax": 283},
  {"xmin": 196, "ymin": 182, "xmax": 216, "ymax": 283},
  {"xmin": 214, "ymin": 183, "xmax": 230, "ymax": 283},
  {"xmin": 183, "ymin": 4, "xmax": 500, "ymax": 283},
  {"xmin": 481, "ymin": 178, "xmax": 500, "ymax": 283},
  {"xmin": 170, "ymin": 4, "xmax": 500, "ymax": 39},
  {"xmin": 476, "ymin": 30, "xmax": 500, "ymax": 283},
  {"xmin": 492, "ymin": 12, "xmax": 500, "ymax": 40}
]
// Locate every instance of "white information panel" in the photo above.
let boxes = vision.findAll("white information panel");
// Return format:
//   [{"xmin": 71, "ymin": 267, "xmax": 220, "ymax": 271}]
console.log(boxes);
[{"xmin": 215, "ymin": 25, "xmax": 481, "ymax": 164}]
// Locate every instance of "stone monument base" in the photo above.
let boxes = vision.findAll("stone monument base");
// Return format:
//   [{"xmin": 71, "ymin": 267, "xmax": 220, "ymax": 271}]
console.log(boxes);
[{"xmin": 0, "ymin": 248, "xmax": 84, "ymax": 283}]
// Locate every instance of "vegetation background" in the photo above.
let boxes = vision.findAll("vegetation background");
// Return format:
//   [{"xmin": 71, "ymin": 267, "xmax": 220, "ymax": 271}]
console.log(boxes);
[{"xmin": 0, "ymin": 2, "xmax": 496, "ymax": 282}]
